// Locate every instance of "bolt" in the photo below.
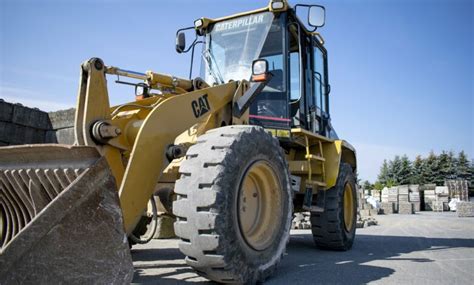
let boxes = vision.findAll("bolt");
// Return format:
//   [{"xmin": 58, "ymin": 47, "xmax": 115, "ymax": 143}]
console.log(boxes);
[{"xmin": 253, "ymin": 193, "xmax": 258, "ymax": 198}]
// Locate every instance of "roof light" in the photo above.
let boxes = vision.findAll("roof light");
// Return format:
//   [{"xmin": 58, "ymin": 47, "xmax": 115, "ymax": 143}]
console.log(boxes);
[
  {"xmin": 194, "ymin": 19, "xmax": 203, "ymax": 29},
  {"xmin": 271, "ymin": 1, "xmax": 284, "ymax": 10}
]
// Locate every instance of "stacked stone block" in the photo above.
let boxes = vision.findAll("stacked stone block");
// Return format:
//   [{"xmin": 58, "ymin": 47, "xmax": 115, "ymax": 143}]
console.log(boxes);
[
  {"xmin": 409, "ymin": 184, "xmax": 421, "ymax": 212},
  {"xmin": 399, "ymin": 202, "xmax": 415, "ymax": 214},
  {"xmin": 421, "ymin": 184, "xmax": 437, "ymax": 211},
  {"xmin": 388, "ymin": 187, "xmax": 398, "ymax": 212},
  {"xmin": 381, "ymin": 202, "xmax": 395, "ymax": 214},
  {"xmin": 446, "ymin": 180, "xmax": 469, "ymax": 202},
  {"xmin": 435, "ymin": 186, "xmax": 450, "ymax": 211},
  {"xmin": 457, "ymin": 202, "xmax": 474, "ymax": 217},
  {"xmin": 381, "ymin": 187, "xmax": 389, "ymax": 203},
  {"xmin": 0, "ymin": 99, "xmax": 75, "ymax": 146},
  {"xmin": 372, "ymin": 190, "xmax": 381, "ymax": 202},
  {"xmin": 47, "ymin": 108, "xmax": 76, "ymax": 144},
  {"xmin": 0, "ymin": 100, "xmax": 51, "ymax": 145}
]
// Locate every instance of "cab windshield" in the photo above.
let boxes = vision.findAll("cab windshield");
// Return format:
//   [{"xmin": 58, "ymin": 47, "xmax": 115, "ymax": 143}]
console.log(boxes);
[
  {"xmin": 202, "ymin": 12, "xmax": 289, "ymax": 129},
  {"xmin": 202, "ymin": 12, "xmax": 274, "ymax": 84}
]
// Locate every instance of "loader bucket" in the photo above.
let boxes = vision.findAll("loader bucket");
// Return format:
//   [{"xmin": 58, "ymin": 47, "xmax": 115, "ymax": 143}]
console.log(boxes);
[{"xmin": 0, "ymin": 145, "xmax": 133, "ymax": 284}]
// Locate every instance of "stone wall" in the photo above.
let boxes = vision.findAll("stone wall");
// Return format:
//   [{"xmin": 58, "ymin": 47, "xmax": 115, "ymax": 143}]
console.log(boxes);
[{"xmin": 0, "ymin": 99, "xmax": 75, "ymax": 146}]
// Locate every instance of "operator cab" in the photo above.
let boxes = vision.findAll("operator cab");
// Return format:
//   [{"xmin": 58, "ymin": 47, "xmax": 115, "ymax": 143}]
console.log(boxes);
[{"xmin": 176, "ymin": 1, "xmax": 338, "ymax": 139}]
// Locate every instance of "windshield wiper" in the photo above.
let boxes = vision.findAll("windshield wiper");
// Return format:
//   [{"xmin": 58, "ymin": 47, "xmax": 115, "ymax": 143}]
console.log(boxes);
[{"xmin": 202, "ymin": 48, "xmax": 224, "ymax": 85}]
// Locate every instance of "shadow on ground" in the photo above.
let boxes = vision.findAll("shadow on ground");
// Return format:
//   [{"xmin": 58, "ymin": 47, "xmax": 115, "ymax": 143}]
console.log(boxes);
[{"xmin": 132, "ymin": 233, "xmax": 474, "ymax": 284}]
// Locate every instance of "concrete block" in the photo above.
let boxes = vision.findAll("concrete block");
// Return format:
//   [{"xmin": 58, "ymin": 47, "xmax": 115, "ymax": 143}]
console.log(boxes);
[
  {"xmin": 409, "ymin": 193, "xmax": 420, "ymax": 202},
  {"xmin": 12, "ymin": 104, "xmax": 50, "ymax": 130},
  {"xmin": 388, "ymin": 187, "xmax": 398, "ymax": 195},
  {"xmin": 424, "ymin": 190, "xmax": 435, "ymax": 196},
  {"xmin": 0, "ymin": 101, "xmax": 13, "ymax": 122},
  {"xmin": 398, "ymin": 185, "xmax": 409, "ymax": 195},
  {"xmin": 48, "ymin": 108, "xmax": 75, "ymax": 130},
  {"xmin": 381, "ymin": 202, "xmax": 394, "ymax": 214},
  {"xmin": 0, "ymin": 121, "xmax": 14, "ymax": 142},
  {"xmin": 457, "ymin": 202, "xmax": 474, "ymax": 217},
  {"xmin": 399, "ymin": 202, "xmax": 414, "ymax": 214},
  {"xmin": 435, "ymin": 186, "xmax": 449, "ymax": 195},
  {"xmin": 409, "ymin": 184, "xmax": 420, "ymax": 192},
  {"xmin": 433, "ymin": 201, "xmax": 444, "ymax": 212},
  {"xmin": 388, "ymin": 194, "xmax": 398, "ymax": 202},
  {"xmin": 45, "ymin": 130, "xmax": 58, "ymax": 143},
  {"xmin": 55, "ymin": 128, "xmax": 75, "ymax": 145},
  {"xmin": 413, "ymin": 202, "xmax": 421, "ymax": 212},
  {"xmin": 23, "ymin": 127, "xmax": 46, "ymax": 144},
  {"xmin": 398, "ymin": 194, "xmax": 409, "ymax": 202}
]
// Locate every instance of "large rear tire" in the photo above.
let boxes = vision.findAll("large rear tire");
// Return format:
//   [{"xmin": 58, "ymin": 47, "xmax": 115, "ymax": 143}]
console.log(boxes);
[
  {"xmin": 173, "ymin": 126, "xmax": 292, "ymax": 284},
  {"xmin": 310, "ymin": 163, "xmax": 357, "ymax": 250}
]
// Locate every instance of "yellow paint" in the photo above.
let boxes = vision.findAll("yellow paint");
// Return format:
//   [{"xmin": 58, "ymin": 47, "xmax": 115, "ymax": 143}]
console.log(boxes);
[{"xmin": 119, "ymin": 82, "xmax": 238, "ymax": 234}]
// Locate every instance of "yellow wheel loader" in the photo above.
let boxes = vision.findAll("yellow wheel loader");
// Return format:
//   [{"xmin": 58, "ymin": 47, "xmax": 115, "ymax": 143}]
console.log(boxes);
[{"xmin": 0, "ymin": 1, "xmax": 357, "ymax": 283}]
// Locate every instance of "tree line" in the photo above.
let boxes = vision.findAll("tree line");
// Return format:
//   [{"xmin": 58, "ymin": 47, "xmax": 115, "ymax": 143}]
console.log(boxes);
[{"xmin": 362, "ymin": 150, "xmax": 473, "ymax": 191}]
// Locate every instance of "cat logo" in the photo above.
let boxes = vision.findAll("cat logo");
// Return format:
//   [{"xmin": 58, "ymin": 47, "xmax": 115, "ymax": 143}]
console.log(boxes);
[{"xmin": 191, "ymin": 94, "xmax": 211, "ymax": 118}]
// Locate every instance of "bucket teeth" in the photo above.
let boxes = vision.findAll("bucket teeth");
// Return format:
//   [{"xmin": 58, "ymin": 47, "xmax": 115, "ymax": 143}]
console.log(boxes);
[
  {"xmin": 0, "ymin": 145, "xmax": 98, "ymax": 248},
  {"xmin": 0, "ymin": 144, "xmax": 133, "ymax": 283}
]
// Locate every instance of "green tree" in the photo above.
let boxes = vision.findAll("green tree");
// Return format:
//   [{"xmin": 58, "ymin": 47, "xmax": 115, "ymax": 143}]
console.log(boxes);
[
  {"xmin": 436, "ymin": 151, "xmax": 455, "ymax": 184},
  {"xmin": 422, "ymin": 151, "xmax": 439, "ymax": 184},
  {"xmin": 378, "ymin": 159, "xmax": 390, "ymax": 185},
  {"xmin": 362, "ymin": 180, "xmax": 373, "ymax": 191},
  {"xmin": 388, "ymin": 155, "xmax": 402, "ymax": 184},
  {"xmin": 456, "ymin": 151, "xmax": 470, "ymax": 180},
  {"xmin": 374, "ymin": 181, "xmax": 383, "ymax": 190},
  {"xmin": 398, "ymin": 155, "xmax": 413, "ymax": 185},
  {"xmin": 411, "ymin": 155, "xmax": 424, "ymax": 185}
]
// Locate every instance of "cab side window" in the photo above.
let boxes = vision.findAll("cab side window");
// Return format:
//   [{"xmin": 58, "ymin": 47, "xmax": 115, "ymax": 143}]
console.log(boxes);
[{"xmin": 313, "ymin": 45, "xmax": 327, "ymax": 113}]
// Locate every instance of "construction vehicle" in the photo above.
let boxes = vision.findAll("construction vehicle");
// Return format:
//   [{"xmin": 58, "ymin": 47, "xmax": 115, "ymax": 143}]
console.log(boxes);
[{"xmin": 0, "ymin": 0, "xmax": 357, "ymax": 283}]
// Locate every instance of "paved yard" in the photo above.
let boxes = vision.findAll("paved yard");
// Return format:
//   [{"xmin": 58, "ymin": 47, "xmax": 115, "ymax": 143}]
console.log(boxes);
[{"xmin": 132, "ymin": 212, "xmax": 474, "ymax": 284}]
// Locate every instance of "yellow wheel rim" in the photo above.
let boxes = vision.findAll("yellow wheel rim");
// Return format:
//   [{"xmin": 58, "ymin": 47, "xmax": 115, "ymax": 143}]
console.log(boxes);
[
  {"xmin": 238, "ymin": 160, "xmax": 282, "ymax": 251},
  {"xmin": 343, "ymin": 183, "xmax": 355, "ymax": 232}
]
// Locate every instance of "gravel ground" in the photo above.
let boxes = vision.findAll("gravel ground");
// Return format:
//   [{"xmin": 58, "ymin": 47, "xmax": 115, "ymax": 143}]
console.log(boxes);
[{"xmin": 132, "ymin": 212, "xmax": 474, "ymax": 284}]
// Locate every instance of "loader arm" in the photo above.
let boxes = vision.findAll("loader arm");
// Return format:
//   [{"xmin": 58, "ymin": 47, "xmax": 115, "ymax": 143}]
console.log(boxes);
[
  {"xmin": 74, "ymin": 58, "xmax": 241, "ymax": 234},
  {"xmin": 117, "ymin": 83, "xmax": 237, "ymax": 234}
]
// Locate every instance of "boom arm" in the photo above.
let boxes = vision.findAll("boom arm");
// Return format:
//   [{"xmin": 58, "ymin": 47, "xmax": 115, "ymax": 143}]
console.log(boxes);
[{"xmin": 74, "ymin": 58, "xmax": 239, "ymax": 234}]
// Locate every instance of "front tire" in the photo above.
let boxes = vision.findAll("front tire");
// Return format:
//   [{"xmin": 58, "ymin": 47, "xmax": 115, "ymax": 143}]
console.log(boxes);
[{"xmin": 173, "ymin": 126, "xmax": 292, "ymax": 284}]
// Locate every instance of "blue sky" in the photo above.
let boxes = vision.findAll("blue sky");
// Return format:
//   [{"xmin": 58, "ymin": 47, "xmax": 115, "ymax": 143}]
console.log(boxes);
[{"xmin": 1, "ymin": 0, "xmax": 472, "ymax": 181}]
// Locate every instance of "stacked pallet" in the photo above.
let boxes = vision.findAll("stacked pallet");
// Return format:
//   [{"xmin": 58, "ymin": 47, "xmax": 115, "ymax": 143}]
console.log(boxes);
[
  {"xmin": 372, "ymin": 190, "xmax": 381, "ymax": 202},
  {"xmin": 435, "ymin": 186, "xmax": 450, "ymax": 211},
  {"xmin": 381, "ymin": 202, "xmax": 395, "ymax": 214},
  {"xmin": 446, "ymin": 180, "xmax": 469, "ymax": 202},
  {"xmin": 399, "ymin": 202, "xmax": 415, "ymax": 214},
  {"xmin": 398, "ymin": 186, "xmax": 409, "ymax": 202},
  {"xmin": 422, "ymin": 184, "xmax": 437, "ymax": 211},
  {"xmin": 381, "ymin": 187, "xmax": 389, "ymax": 203},
  {"xmin": 457, "ymin": 202, "xmax": 474, "ymax": 217},
  {"xmin": 409, "ymin": 185, "xmax": 421, "ymax": 212},
  {"xmin": 388, "ymin": 187, "xmax": 399, "ymax": 212}
]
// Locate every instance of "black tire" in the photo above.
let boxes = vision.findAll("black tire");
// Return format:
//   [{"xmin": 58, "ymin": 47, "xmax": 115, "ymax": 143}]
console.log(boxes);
[
  {"xmin": 310, "ymin": 163, "xmax": 357, "ymax": 250},
  {"xmin": 173, "ymin": 126, "xmax": 292, "ymax": 284}
]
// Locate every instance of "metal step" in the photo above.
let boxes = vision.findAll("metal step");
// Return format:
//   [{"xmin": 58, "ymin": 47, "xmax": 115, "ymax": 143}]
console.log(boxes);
[
  {"xmin": 305, "ymin": 154, "xmax": 325, "ymax": 162},
  {"xmin": 307, "ymin": 180, "xmax": 327, "ymax": 187}
]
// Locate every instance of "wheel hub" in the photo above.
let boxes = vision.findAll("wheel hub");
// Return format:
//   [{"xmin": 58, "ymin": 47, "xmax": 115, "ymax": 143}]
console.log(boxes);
[
  {"xmin": 343, "ymin": 183, "xmax": 355, "ymax": 232},
  {"xmin": 238, "ymin": 160, "xmax": 282, "ymax": 251}
]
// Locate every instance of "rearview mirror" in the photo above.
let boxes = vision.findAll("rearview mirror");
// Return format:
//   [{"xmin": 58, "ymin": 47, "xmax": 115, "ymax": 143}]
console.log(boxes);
[
  {"xmin": 308, "ymin": 5, "xmax": 325, "ymax": 28},
  {"xmin": 176, "ymin": 32, "xmax": 186, "ymax": 53}
]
